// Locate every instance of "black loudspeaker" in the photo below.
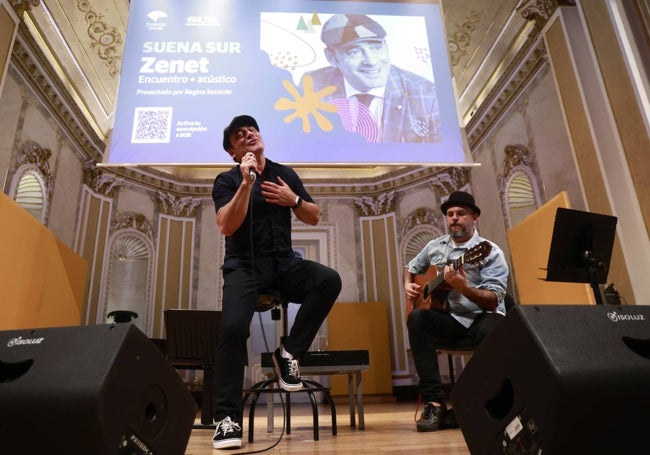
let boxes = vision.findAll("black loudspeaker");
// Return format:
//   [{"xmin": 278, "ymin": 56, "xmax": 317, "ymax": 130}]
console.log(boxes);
[
  {"xmin": 451, "ymin": 305, "xmax": 650, "ymax": 455},
  {"xmin": 0, "ymin": 323, "xmax": 197, "ymax": 454}
]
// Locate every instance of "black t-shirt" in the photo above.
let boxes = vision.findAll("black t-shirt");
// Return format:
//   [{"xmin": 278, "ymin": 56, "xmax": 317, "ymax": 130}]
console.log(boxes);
[{"xmin": 212, "ymin": 158, "xmax": 313, "ymax": 268}]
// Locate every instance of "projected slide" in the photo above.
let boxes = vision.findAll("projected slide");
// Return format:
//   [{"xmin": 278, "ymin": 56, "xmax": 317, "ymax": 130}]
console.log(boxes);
[{"xmin": 105, "ymin": 0, "xmax": 469, "ymax": 166}]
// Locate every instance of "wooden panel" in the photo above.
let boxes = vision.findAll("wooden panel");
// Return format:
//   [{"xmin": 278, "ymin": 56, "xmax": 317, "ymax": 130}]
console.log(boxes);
[
  {"xmin": 507, "ymin": 192, "xmax": 594, "ymax": 305},
  {"xmin": 327, "ymin": 302, "xmax": 393, "ymax": 396},
  {"xmin": 0, "ymin": 193, "xmax": 87, "ymax": 330}
]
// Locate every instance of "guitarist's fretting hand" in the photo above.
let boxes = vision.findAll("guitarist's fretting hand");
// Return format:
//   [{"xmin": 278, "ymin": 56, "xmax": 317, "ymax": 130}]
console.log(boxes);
[
  {"xmin": 444, "ymin": 262, "xmax": 499, "ymax": 311},
  {"xmin": 443, "ymin": 263, "xmax": 467, "ymax": 291}
]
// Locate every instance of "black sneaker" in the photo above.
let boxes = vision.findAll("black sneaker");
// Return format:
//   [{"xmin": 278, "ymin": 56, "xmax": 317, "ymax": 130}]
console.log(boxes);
[
  {"xmin": 440, "ymin": 408, "xmax": 459, "ymax": 429},
  {"xmin": 272, "ymin": 348, "xmax": 303, "ymax": 391},
  {"xmin": 416, "ymin": 402, "xmax": 444, "ymax": 432},
  {"xmin": 212, "ymin": 416, "xmax": 242, "ymax": 449}
]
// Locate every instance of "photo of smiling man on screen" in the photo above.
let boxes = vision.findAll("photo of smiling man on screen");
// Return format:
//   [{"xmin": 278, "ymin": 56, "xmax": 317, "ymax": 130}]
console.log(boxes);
[{"xmin": 301, "ymin": 14, "xmax": 442, "ymax": 143}]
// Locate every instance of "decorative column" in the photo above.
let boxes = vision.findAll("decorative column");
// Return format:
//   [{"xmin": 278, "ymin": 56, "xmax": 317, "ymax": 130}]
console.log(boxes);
[
  {"xmin": 354, "ymin": 191, "xmax": 409, "ymax": 380},
  {"xmin": 76, "ymin": 162, "xmax": 121, "ymax": 324},
  {"xmin": 153, "ymin": 192, "xmax": 201, "ymax": 331}
]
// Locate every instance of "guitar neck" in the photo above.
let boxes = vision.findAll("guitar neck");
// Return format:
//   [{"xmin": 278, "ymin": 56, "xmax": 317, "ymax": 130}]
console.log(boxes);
[
  {"xmin": 421, "ymin": 241, "xmax": 491, "ymax": 300},
  {"xmin": 424, "ymin": 253, "xmax": 466, "ymax": 296},
  {"xmin": 451, "ymin": 255, "xmax": 465, "ymax": 269}
]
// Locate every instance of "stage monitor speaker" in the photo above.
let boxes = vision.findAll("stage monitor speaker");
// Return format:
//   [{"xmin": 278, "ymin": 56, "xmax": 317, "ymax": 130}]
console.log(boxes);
[
  {"xmin": 451, "ymin": 304, "xmax": 650, "ymax": 455},
  {"xmin": 0, "ymin": 323, "xmax": 197, "ymax": 454}
]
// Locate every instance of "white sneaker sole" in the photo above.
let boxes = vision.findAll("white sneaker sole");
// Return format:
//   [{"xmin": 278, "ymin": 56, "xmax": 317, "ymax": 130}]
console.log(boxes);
[
  {"xmin": 279, "ymin": 377, "xmax": 303, "ymax": 391},
  {"xmin": 272, "ymin": 353, "xmax": 304, "ymax": 391},
  {"xmin": 212, "ymin": 437, "xmax": 242, "ymax": 449}
]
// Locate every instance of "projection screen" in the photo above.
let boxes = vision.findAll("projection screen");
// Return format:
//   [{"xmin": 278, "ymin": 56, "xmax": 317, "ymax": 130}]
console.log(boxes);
[{"xmin": 104, "ymin": 0, "xmax": 471, "ymax": 166}]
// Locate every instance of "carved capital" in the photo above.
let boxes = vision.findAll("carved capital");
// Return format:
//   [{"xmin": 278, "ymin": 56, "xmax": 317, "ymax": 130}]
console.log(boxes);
[
  {"xmin": 354, "ymin": 191, "xmax": 395, "ymax": 216},
  {"xmin": 9, "ymin": 0, "xmax": 40, "ymax": 17},
  {"xmin": 114, "ymin": 212, "xmax": 154, "ymax": 241},
  {"xmin": 400, "ymin": 207, "xmax": 443, "ymax": 240},
  {"xmin": 158, "ymin": 192, "xmax": 201, "ymax": 218},
  {"xmin": 430, "ymin": 168, "xmax": 470, "ymax": 197},
  {"xmin": 84, "ymin": 162, "xmax": 121, "ymax": 197},
  {"xmin": 517, "ymin": 0, "xmax": 576, "ymax": 28}
]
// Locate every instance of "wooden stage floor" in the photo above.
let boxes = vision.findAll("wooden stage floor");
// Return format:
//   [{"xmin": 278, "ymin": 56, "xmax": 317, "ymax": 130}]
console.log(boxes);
[{"xmin": 184, "ymin": 401, "xmax": 470, "ymax": 454}]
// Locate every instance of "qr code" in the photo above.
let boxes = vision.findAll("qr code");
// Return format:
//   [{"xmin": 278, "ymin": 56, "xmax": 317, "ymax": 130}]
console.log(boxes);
[{"xmin": 131, "ymin": 107, "xmax": 173, "ymax": 143}]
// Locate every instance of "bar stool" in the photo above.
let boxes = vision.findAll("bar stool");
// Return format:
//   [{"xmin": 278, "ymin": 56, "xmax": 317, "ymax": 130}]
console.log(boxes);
[{"xmin": 243, "ymin": 291, "xmax": 337, "ymax": 442}]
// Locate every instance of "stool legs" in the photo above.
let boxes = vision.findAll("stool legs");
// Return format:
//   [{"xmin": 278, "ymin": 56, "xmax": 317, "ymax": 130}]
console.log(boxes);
[{"xmin": 244, "ymin": 378, "xmax": 336, "ymax": 442}]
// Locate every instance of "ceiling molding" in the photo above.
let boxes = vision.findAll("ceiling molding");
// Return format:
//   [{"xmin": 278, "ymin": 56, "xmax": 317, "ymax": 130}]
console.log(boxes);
[
  {"xmin": 12, "ymin": 22, "xmax": 105, "ymax": 162},
  {"xmin": 10, "ymin": 0, "xmax": 549, "ymax": 199},
  {"xmin": 465, "ymin": 30, "xmax": 548, "ymax": 150}
]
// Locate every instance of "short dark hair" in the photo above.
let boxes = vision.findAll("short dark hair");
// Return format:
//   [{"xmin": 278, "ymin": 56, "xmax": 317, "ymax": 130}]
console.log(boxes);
[{"xmin": 222, "ymin": 115, "xmax": 259, "ymax": 151}]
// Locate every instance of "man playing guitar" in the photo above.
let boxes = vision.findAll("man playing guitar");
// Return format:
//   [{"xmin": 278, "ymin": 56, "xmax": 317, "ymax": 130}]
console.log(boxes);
[{"xmin": 403, "ymin": 191, "xmax": 509, "ymax": 433}]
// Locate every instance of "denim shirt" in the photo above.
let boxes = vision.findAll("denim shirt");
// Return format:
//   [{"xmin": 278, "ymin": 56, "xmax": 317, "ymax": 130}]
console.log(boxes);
[{"xmin": 405, "ymin": 229, "xmax": 509, "ymax": 328}]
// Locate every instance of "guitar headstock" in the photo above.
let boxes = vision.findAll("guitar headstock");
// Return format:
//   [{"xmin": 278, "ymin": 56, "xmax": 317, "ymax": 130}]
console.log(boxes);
[{"xmin": 464, "ymin": 241, "xmax": 492, "ymax": 265}]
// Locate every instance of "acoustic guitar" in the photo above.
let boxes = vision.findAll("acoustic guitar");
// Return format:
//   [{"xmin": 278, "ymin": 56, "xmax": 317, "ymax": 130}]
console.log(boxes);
[{"xmin": 406, "ymin": 241, "xmax": 492, "ymax": 316}]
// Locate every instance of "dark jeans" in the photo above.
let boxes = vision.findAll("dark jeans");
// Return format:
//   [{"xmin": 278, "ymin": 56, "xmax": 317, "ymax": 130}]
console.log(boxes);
[
  {"xmin": 213, "ymin": 258, "xmax": 341, "ymax": 422},
  {"xmin": 407, "ymin": 308, "xmax": 504, "ymax": 404}
]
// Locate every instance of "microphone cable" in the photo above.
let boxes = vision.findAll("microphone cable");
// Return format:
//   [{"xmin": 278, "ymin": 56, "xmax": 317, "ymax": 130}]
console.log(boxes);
[
  {"xmin": 249, "ymin": 174, "xmax": 273, "ymax": 354},
  {"xmin": 232, "ymin": 393, "xmax": 287, "ymax": 454},
  {"xmin": 234, "ymin": 172, "xmax": 287, "ymax": 454}
]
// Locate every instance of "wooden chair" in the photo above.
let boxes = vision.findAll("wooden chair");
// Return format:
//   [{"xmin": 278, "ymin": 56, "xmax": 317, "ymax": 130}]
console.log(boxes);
[
  {"xmin": 438, "ymin": 294, "xmax": 516, "ymax": 384},
  {"xmin": 164, "ymin": 309, "xmax": 221, "ymax": 428}
]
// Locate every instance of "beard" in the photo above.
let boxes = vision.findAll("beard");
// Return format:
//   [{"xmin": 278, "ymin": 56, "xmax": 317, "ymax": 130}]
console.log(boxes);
[{"xmin": 450, "ymin": 225, "xmax": 471, "ymax": 239}]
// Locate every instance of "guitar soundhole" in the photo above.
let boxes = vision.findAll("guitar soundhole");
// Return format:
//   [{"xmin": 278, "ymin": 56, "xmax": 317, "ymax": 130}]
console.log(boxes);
[{"xmin": 407, "ymin": 241, "xmax": 492, "ymax": 314}]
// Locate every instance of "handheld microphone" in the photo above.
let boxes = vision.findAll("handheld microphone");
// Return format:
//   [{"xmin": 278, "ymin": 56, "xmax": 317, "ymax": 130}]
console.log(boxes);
[{"xmin": 249, "ymin": 170, "xmax": 256, "ymax": 182}]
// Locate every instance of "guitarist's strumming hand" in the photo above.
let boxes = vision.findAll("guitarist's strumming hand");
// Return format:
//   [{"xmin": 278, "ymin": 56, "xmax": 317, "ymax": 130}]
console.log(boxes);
[{"xmin": 404, "ymin": 280, "xmax": 423, "ymax": 304}]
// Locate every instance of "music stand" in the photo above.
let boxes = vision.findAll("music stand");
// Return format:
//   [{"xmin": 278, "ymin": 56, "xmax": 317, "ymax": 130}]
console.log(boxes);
[{"xmin": 545, "ymin": 208, "xmax": 617, "ymax": 305}]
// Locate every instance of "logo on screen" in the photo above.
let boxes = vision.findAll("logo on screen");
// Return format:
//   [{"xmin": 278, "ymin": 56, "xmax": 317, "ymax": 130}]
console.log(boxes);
[
  {"xmin": 146, "ymin": 10, "xmax": 168, "ymax": 31},
  {"xmin": 186, "ymin": 16, "xmax": 221, "ymax": 27}
]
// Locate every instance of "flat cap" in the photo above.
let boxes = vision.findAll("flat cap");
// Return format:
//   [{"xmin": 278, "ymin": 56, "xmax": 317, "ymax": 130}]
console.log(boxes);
[{"xmin": 321, "ymin": 14, "xmax": 386, "ymax": 48}]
